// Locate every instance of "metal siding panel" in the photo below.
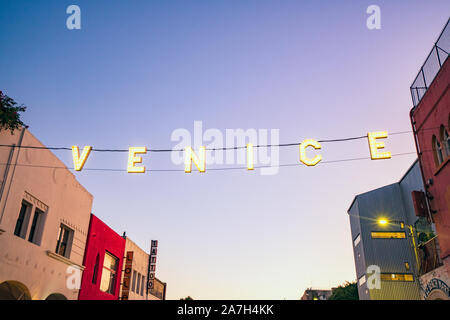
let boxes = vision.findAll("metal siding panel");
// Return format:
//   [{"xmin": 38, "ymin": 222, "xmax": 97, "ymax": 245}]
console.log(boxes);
[
  {"xmin": 358, "ymin": 184, "xmax": 414, "ymax": 271},
  {"xmin": 369, "ymin": 281, "xmax": 421, "ymax": 300},
  {"xmin": 354, "ymin": 182, "xmax": 421, "ymax": 299},
  {"xmin": 348, "ymin": 199, "xmax": 371, "ymax": 300},
  {"xmin": 399, "ymin": 161, "xmax": 425, "ymax": 226}
]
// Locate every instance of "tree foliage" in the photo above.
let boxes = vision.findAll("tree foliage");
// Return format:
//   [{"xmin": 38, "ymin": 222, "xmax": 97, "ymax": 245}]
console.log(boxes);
[
  {"xmin": 0, "ymin": 91, "xmax": 27, "ymax": 134},
  {"xmin": 328, "ymin": 281, "xmax": 359, "ymax": 300}
]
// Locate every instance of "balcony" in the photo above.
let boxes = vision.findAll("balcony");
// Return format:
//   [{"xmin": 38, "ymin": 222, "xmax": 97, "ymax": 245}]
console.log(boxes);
[
  {"xmin": 410, "ymin": 18, "xmax": 450, "ymax": 108},
  {"xmin": 418, "ymin": 236, "xmax": 442, "ymax": 275}
]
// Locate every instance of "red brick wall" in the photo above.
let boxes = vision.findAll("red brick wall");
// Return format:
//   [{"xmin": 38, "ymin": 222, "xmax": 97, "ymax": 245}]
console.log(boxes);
[{"xmin": 412, "ymin": 57, "xmax": 450, "ymax": 260}]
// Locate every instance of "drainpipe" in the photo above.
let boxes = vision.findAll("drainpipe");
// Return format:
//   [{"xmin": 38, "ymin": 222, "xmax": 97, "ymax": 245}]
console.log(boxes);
[
  {"xmin": 0, "ymin": 140, "xmax": 16, "ymax": 204},
  {"xmin": 0, "ymin": 126, "xmax": 27, "ymax": 225}
]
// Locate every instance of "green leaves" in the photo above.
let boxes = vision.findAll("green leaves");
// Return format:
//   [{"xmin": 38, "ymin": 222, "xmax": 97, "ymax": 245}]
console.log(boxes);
[
  {"xmin": 328, "ymin": 281, "xmax": 359, "ymax": 300},
  {"xmin": 0, "ymin": 91, "xmax": 27, "ymax": 134}
]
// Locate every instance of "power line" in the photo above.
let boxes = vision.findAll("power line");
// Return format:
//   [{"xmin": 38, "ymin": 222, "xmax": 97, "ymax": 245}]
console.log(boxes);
[
  {"xmin": 0, "ymin": 151, "xmax": 419, "ymax": 173},
  {"xmin": 0, "ymin": 129, "xmax": 426, "ymax": 153}
]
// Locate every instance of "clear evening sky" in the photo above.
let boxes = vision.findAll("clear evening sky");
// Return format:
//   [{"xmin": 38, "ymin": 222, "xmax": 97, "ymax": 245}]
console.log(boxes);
[{"xmin": 1, "ymin": 1, "xmax": 449, "ymax": 299}]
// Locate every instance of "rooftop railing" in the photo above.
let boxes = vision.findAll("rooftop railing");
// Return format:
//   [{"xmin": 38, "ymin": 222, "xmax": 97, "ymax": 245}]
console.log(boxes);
[{"xmin": 410, "ymin": 18, "xmax": 450, "ymax": 108}]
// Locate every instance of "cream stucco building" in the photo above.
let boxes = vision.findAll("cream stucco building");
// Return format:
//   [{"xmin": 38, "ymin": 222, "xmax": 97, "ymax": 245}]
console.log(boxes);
[
  {"xmin": 0, "ymin": 128, "xmax": 93, "ymax": 300},
  {"xmin": 120, "ymin": 237, "xmax": 166, "ymax": 300}
]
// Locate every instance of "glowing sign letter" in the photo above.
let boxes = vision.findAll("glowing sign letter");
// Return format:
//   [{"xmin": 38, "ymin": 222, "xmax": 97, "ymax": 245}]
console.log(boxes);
[
  {"xmin": 247, "ymin": 143, "xmax": 254, "ymax": 170},
  {"xmin": 367, "ymin": 131, "xmax": 391, "ymax": 160},
  {"xmin": 299, "ymin": 139, "xmax": 322, "ymax": 166},
  {"xmin": 127, "ymin": 147, "xmax": 147, "ymax": 173},
  {"xmin": 184, "ymin": 146, "xmax": 206, "ymax": 173},
  {"xmin": 72, "ymin": 146, "xmax": 92, "ymax": 171}
]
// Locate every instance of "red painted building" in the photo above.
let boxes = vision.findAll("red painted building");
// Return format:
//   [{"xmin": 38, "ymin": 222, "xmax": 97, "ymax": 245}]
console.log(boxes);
[
  {"xmin": 78, "ymin": 214, "xmax": 125, "ymax": 300},
  {"xmin": 410, "ymin": 19, "xmax": 450, "ymax": 299}
]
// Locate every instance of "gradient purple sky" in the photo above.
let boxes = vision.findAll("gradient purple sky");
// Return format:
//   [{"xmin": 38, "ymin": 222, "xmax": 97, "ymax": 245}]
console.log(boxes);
[{"xmin": 1, "ymin": 0, "xmax": 449, "ymax": 299}]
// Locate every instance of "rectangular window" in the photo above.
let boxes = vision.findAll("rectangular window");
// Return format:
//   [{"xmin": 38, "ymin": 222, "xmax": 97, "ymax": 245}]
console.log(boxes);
[
  {"xmin": 380, "ymin": 273, "xmax": 414, "ymax": 282},
  {"xmin": 371, "ymin": 232, "xmax": 406, "ymax": 239},
  {"xmin": 14, "ymin": 202, "xmax": 30, "ymax": 238},
  {"xmin": 55, "ymin": 224, "xmax": 74, "ymax": 258},
  {"xmin": 141, "ymin": 276, "xmax": 145, "ymax": 296},
  {"xmin": 136, "ymin": 273, "xmax": 141, "ymax": 294},
  {"xmin": 28, "ymin": 208, "xmax": 44, "ymax": 245},
  {"xmin": 100, "ymin": 252, "xmax": 118, "ymax": 295},
  {"xmin": 131, "ymin": 270, "xmax": 137, "ymax": 293},
  {"xmin": 353, "ymin": 234, "xmax": 361, "ymax": 247}
]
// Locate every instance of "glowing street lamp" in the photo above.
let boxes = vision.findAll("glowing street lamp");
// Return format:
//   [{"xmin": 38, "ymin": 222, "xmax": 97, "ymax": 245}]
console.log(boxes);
[{"xmin": 377, "ymin": 218, "xmax": 389, "ymax": 226}]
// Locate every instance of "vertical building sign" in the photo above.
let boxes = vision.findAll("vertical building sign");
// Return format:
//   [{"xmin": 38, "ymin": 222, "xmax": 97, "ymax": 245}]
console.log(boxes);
[
  {"xmin": 121, "ymin": 251, "xmax": 134, "ymax": 300},
  {"xmin": 147, "ymin": 240, "xmax": 158, "ymax": 294}
]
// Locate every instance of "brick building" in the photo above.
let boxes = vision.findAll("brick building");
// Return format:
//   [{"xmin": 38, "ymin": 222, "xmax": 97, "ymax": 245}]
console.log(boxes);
[{"xmin": 410, "ymin": 18, "xmax": 450, "ymax": 300}]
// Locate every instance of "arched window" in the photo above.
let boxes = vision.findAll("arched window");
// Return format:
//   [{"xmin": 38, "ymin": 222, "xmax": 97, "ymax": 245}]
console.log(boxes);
[
  {"xmin": 441, "ymin": 125, "xmax": 450, "ymax": 158},
  {"xmin": 433, "ymin": 135, "xmax": 444, "ymax": 166},
  {"xmin": 46, "ymin": 293, "xmax": 67, "ymax": 300},
  {"xmin": 0, "ymin": 281, "xmax": 31, "ymax": 300}
]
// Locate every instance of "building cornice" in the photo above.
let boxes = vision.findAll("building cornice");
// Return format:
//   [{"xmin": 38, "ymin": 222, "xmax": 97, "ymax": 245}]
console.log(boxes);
[{"xmin": 46, "ymin": 250, "xmax": 85, "ymax": 270}]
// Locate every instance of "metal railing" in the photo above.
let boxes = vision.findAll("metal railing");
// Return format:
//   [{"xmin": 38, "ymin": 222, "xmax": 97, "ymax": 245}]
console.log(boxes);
[
  {"xmin": 418, "ymin": 236, "xmax": 442, "ymax": 275},
  {"xmin": 411, "ymin": 18, "xmax": 450, "ymax": 107}
]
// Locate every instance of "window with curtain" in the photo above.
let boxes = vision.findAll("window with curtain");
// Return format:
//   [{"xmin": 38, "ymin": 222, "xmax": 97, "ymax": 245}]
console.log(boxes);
[
  {"xmin": 55, "ymin": 224, "xmax": 74, "ymax": 257},
  {"xmin": 100, "ymin": 252, "xmax": 118, "ymax": 295}
]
